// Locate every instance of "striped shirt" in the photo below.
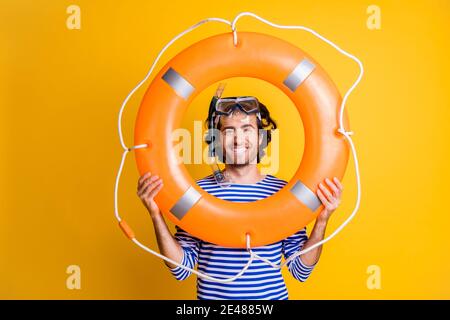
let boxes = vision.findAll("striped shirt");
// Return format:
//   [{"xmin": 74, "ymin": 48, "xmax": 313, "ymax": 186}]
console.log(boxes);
[{"xmin": 168, "ymin": 174, "xmax": 316, "ymax": 300}]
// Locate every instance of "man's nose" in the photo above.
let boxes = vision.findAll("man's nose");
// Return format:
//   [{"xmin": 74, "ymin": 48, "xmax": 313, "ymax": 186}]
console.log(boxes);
[{"xmin": 233, "ymin": 129, "xmax": 245, "ymax": 145}]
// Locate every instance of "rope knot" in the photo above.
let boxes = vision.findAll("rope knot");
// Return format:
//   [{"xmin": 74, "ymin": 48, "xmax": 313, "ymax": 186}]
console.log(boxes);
[
  {"xmin": 337, "ymin": 128, "xmax": 354, "ymax": 136},
  {"xmin": 127, "ymin": 143, "xmax": 149, "ymax": 152}
]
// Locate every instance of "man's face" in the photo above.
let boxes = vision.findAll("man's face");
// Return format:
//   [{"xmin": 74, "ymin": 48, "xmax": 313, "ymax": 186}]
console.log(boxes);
[{"xmin": 218, "ymin": 109, "xmax": 262, "ymax": 165}]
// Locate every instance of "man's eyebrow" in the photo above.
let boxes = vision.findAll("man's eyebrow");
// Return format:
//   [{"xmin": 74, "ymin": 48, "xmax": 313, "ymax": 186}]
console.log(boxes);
[
  {"xmin": 221, "ymin": 123, "xmax": 255, "ymax": 131},
  {"xmin": 221, "ymin": 126, "xmax": 235, "ymax": 131}
]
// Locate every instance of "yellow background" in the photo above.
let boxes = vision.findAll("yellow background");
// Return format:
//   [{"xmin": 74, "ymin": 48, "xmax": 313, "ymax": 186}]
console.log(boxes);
[{"xmin": 1, "ymin": 0, "xmax": 449, "ymax": 299}]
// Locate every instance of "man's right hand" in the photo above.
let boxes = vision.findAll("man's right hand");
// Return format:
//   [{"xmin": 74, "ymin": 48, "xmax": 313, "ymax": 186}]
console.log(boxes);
[
  {"xmin": 137, "ymin": 172, "xmax": 164, "ymax": 218},
  {"xmin": 138, "ymin": 172, "xmax": 183, "ymax": 269}
]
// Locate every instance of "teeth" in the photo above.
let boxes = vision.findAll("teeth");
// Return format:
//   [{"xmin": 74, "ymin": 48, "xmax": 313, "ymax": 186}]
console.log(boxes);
[{"xmin": 234, "ymin": 147, "xmax": 247, "ymax": 154}]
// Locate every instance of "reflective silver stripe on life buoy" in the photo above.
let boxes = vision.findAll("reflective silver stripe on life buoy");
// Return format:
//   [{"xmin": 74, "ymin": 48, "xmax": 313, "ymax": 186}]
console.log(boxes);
[
  {"xmin": 290, "ymin": 180, "xmax": 322, "ymax": 212},
  {"xmin": 283, "ymin": 58, "xmax": 315, "ymax": 92},
  {"xmin": 162, "ymin": 67, "xmax": 195, "ymax": 100},
  {"xmin": 170, "ymin": 186, "xmax": 201, "ymax": 220}
]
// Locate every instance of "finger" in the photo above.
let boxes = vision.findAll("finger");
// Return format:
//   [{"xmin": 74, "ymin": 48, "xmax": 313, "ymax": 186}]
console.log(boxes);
[
  {"xmin": 142, "ymin": 179, "xmax": 163, "ymax": 199},
  {"xmin": 325, "ymin": 178, "xmax": 340, "ymax": 197},
  {"xmin": 140, "ymin": 174, "xmax": 159, "ymax": 190},
  {"xmin": 317, "ymin": 189, "xmax": 331, "ymax": 208},
  {"xmin": 333, "ymin": 177, "xmax": 344, "ymax": 191},
  {"xmin": 319, "ymin": 182, "xmax": 334, "ymax": 202},
  {"xmin": 141, "ymin": 177, "xmax": 162, "ymax": 194},
  {"xmin": 147, "ymin": 180, "xmax": 164, "ymax": 199},
  {"xmin": 138, "ymin": 176, "xmax": 160, "ymax": 196},
  {"xmin": 138, "ymin": 172, "xmax": 152, "ymax": 187},
  {"xmin": 138, "ymin": 176, "xmax": 153, "ymax": 196},
  {"xmin": 138, "ymin": 171, "xmax": 151, "ymax": 186}
]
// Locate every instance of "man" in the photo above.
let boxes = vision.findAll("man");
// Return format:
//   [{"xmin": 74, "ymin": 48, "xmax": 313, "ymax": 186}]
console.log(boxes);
[{"xmin": 137, "ymin": 94, "xmax": 343, "ymax": 300}]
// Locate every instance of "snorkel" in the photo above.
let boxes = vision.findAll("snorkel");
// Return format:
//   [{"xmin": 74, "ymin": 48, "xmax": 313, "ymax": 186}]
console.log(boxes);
[{"xmin": 206, "ymin": 83, "xmax": 231, "ymax": 187}]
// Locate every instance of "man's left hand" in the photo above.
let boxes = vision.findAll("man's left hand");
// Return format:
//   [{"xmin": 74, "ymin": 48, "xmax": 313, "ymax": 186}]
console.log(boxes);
[{"xmin": 316, "ymin": 177, "xmax": 343, "ymax": 223}]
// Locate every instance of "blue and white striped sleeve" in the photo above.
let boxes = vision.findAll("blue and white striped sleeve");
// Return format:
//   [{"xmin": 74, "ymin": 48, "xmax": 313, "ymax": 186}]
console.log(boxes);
[
  {"xmin": 282, "ymin": 227, "xmax": 317, "ymax": 282},
  {"xmin": 168, "ymin": 226, "xmax": 201, "ymax": 281}
]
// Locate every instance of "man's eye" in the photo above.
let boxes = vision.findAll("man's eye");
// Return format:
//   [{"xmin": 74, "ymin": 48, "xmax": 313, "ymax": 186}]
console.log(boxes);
[{"xmin": 224, "ymin": 129, "xmax": 234, "ymax": 135}]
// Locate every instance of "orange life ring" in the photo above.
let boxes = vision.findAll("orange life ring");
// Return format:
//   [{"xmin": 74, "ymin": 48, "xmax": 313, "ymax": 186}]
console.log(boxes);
[{"xmin": 133, "ymin": 31, "xmax": 350, "ymax": 248}]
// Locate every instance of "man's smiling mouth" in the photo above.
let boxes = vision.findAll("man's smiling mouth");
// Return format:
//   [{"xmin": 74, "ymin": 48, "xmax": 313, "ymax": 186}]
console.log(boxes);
[{"xmin": 233, "ymin": 146, "xmax": 248, "ymax": 154}]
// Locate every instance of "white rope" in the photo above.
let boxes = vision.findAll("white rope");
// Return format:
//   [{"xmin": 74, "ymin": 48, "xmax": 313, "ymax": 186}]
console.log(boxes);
[
  {"xmin": 133, "ymin": 235, "xmax": 257, "ymax": 283},
  {"xmin": 114, "ymin": 12, "xmax": 363, "ymax": 282}
]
